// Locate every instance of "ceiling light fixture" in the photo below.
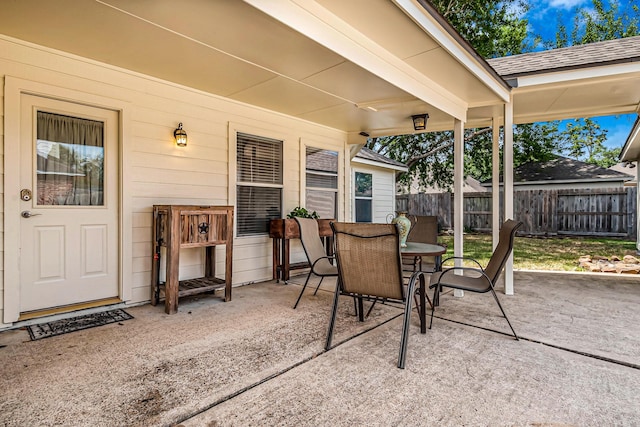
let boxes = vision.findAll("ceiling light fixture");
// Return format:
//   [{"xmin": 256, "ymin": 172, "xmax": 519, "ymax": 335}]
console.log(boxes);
[{"xmin": 411, "ymin": 114, "xmax": 429, "ymax": 131}]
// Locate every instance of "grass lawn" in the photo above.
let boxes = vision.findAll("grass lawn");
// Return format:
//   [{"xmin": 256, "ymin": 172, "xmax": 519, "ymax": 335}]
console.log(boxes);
[{"xmin": 438, "ymin": 234, "xmax": 638, "ymax": 271}]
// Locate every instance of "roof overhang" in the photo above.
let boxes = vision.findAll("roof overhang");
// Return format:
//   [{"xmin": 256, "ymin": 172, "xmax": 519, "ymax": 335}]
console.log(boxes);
[
  {"xmin": 0, "ymin": 0, "xmax": 510, "ymax": 139},
  {"xmin": 621, "ymin": 116, "xmax": 640, "ymax": 161},
  {"xmin": 351, "ymin": 156, "xmax": 409, "ymax": 172},
  {"xmin": 508, "ymin": 63, "xmax": 640, "ymax": 124}
]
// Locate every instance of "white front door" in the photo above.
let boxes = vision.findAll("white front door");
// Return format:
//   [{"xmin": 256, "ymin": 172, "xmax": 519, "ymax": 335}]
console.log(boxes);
[{"xmin": 19, "ymin": 95, "xmax": 119, "ymax": 313}]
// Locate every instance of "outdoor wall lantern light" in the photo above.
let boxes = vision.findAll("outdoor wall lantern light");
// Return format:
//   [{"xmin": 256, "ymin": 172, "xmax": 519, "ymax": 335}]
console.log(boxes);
[
  {"xmin": 411, "ymin": 114, "xmax": 429, "ymax": 131},
  {"xmin": 174, "ymin": 122, "xmax": 187, "ymax": 147}
]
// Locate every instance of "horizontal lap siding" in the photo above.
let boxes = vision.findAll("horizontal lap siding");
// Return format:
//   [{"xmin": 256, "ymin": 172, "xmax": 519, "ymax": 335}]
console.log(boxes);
[
  {"xmin": 0, "ymin": 37, "xmax": 346, "ymax": 318},
  {"xmin": 353, "ymin": 165, "xmax": 395, "ymax": 223}
]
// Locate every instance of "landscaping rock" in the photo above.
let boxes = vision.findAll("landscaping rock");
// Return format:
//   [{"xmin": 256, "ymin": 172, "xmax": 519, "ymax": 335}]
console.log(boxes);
[
  {"xmin": 617, "ymin": 264, "xmax": 640, "ymax": 274},
  {"xmin": 577, "ymin": 254, "xmax": 640, "ymax": 274}
]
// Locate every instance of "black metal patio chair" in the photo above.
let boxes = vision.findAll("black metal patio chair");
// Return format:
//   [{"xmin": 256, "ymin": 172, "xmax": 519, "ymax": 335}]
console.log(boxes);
[
  {"xmin": 429, "ymin": 219, "xmax": 522, "ymax": 340},
  {"xmin": 326, "ymin": 222, "xmax": 429, "ymax": 369}
]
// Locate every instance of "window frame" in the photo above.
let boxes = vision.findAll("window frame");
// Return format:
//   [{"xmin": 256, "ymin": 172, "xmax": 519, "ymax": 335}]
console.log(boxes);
[
  {"xmin": 302, "ymin": 144, "xmax": 339, "ymax": 220},
  {"xmin": 353, "ymin": 170, "xmax": 373, "ymax": 223},
  {"xmin": 230, "ymin": 126, "xmax": 285, "ymax": 238}
]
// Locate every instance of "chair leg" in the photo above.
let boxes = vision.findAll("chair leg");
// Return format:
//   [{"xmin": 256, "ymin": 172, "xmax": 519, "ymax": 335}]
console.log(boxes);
[
  {"xmin": 418, "ymin": 274, "xmax": 427, "ymax": 333},
  {"xmin": 365, "ymin": 298, "xmax": 378, "ymax": 318},
  {"xmin": 293, "ymin": 272, "xmax": 312, "ymax": 309},
  {"xmin": 313, "ymin": 276, "xmax": 324, "ymax": 296},
  {"xmin": 325, "ymin": 279, "xmax": 342, "ymax": 350},
  {"xmin": 429, "ymin": 283, "xmax": 439, "ymax": 329},
  {"xmin": 489, "ymin": 287, "xmax": 519, "ymax": 340},
  {"xmin": 398, "ymin": 275, "xmax": 417, "ymax": 369},
  {"xmin": 357, "ymin": 297, "xmax": 364, "ymax": 322}
]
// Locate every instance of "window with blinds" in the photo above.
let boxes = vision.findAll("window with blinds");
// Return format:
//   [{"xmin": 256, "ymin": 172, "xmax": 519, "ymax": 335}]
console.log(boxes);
[
  {"xmin": 236, "ymin": 132, "xmax": 283, "ymax": 236},
  {"xmin": 305, "ymin": 147, "xmax": 338, "ymax": 219}
]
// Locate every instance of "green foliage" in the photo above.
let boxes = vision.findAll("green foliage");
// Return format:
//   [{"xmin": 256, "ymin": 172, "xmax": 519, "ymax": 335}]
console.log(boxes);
[
  {"xmin": 430, "ymin": 0, "xmax": 531, "ymax": 57},
  {"xmin": 286, "ymin": 207, "xmax": 319, "ymax": 219},
  {"xmin": 547, "ymin": 0, "xmax": 640, "ymax": 48},
  {"xmin": 514, "ymin": 123, "xmax": 564, "ymax": 166},
  {"xmin": 564, "ymin": 118, "xmax": 612, "ymax": 165}
]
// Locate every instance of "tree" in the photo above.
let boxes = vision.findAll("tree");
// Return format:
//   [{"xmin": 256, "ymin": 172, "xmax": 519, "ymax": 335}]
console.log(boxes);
[
  {"xmin": 430, "ymin": 0, "xmax": 531, "ymax": 57},
  {"xmin": 546, "ymin": 0, "xmax": 640, "ymax": 48},
  {"xmin": 563, "ymin": 118, "xmax": 620, "ymax": 167}
]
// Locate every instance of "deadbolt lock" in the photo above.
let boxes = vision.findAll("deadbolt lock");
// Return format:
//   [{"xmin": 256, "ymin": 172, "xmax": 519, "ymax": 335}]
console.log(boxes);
[{"xmin": 20, "ymin": 189, "xmax": 32, "ymax": 201}]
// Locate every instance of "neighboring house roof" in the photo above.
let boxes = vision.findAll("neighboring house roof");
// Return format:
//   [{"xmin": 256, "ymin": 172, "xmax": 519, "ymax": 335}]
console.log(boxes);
[
  {"xmin": 488, "ymin": 35, "xmax": 640, "ymax": 79},
  {"xmin": 406, "ymin": 176, "xmax": 487, "ymax": 194},
  {"xmin": 482, "ymin": 156, "xmax": 633, "ymax": 186},
  {"xmin": 353, "ymin": 147, "xmax": 408, "ymax": 172}
]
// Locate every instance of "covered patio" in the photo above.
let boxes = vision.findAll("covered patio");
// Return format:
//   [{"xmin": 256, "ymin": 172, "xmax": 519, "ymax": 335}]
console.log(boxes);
[
  {"xmin": 0, "ymin": 2, "xmax": 639, "ymax": 424},
  {"xmin": 1, "ymin": 271, "xmax": 638, "ymax": 426}
]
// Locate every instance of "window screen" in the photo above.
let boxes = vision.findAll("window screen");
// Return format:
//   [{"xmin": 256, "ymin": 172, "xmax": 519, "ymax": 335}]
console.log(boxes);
[{"xmin": 236, "ymin": 132, "xmax": 283, "ymax": 235}]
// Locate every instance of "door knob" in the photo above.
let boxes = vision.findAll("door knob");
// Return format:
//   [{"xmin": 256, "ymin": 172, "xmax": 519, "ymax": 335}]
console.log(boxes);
[{"xmin": 21, "ymin": 211, "xmax": 42, "ymax": 218}]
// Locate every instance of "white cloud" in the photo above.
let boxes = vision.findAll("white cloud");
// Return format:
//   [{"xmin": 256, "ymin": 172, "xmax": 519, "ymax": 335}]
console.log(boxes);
[{"xmin": 547, "ymin": 0, "xmax": 589, "ymax": 9}]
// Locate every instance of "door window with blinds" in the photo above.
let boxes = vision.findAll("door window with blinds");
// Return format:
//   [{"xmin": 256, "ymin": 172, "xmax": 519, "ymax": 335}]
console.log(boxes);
[
  {"xmin": 236, "ymin": 132, "xmax": 283, "ymax": 236},
  {"xmin": 305, "ymin": 147, "xmax": 338, "ymax": 219},
  {"xmin": 36, "ymin": 111, "xmax": 105, "ymax": 206}
]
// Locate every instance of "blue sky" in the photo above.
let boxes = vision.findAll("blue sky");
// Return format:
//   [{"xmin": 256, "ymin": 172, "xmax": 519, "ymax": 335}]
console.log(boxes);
[{"xmin": 520, "ymin": 0, "xmax": 636, "ymax": 151}]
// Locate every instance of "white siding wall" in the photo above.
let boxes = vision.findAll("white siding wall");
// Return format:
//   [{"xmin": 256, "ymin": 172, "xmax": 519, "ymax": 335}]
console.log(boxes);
[
  {"xmin": 0, "ymin": 36, "xmax": 346, "ymax": 326},
  {"xmin": 351, "ymin": 163, "xmax": 397, "ymax": 223}
]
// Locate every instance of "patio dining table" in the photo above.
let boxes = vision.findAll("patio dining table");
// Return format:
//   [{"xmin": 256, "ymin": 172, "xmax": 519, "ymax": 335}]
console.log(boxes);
[{"xmin": 401, "ymin": 241, "xmax": 447, "ymax": 271}]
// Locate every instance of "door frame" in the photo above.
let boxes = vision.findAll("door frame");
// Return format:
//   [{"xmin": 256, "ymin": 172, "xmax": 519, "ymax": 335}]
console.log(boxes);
[{"xmin": 3, "ymin": 76, "xmax": 132, "ymax": 324}]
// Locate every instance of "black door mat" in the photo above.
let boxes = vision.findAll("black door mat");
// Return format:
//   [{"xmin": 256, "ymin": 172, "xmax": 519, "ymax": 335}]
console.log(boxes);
[{"xmin": 27, "ymin": 309, "xmax": 134, "ymax": 341}]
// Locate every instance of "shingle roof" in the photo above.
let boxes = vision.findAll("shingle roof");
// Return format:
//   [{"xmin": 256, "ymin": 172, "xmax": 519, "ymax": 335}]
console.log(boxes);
[
  {"xmin": 481, "ymin": 156, "xmax": 632, "ymax": 185},
  {"xmin": 512, "ymin": 156, "xmax": 632, "ymax": 183},
  {"xmin": 355, "ymin": 147, "xmax": 407, "ymax": 168},
  {"xmin": 488, "ymin": 36, "xmax": 640, "ymax": 79}
]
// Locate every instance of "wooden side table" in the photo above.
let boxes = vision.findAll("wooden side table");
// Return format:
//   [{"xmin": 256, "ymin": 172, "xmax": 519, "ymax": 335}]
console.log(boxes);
[{"xmin": 151, "ymin": 205, "xmax": 234, "ymax": 314}]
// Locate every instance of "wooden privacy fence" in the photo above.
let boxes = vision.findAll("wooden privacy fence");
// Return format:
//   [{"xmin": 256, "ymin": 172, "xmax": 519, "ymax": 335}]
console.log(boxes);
[{"xmin": 396, "ymin": 187, "xmax": 637, "ymax": 238}]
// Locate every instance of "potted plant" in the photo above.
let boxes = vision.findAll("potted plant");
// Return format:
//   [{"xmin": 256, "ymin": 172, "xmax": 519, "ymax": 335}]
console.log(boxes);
[{"xmin": 286, "ymin": 206, "xmax": 319, "ymax": 219}]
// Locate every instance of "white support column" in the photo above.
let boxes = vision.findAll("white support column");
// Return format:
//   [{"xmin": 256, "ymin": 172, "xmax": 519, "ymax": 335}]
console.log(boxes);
[
  {"xmin": 453, "ymin": 118, "xmax": 465, "ymax": 298},
  {"xmin": 492, "ymin": 115, "xmax": 501, "ymax": 251},
  {"xmin": 637, "ymin": 163, "xmax": 640, "ymax": 254},
  {"xmin": 503, "ymin": 99, "xmax": 515, "ymax": 295}
]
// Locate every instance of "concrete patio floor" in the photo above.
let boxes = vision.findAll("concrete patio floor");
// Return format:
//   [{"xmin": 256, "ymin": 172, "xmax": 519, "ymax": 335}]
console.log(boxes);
[{"xmin": 1, "ymin": 271, "xmax": 638, "ymax": 426}]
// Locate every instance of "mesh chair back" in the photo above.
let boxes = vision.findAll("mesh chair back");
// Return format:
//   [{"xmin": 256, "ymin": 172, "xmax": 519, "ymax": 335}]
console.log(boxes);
[
  {"xmin": 483, "ymin": 219, "xmax": 522, "ymax": 283},
  {"xmin": 407, "ymin": 215, "xmax": 438, "ymax": 244},
  {"xmin": 296, "ymin": 218, "xmax": 335, "ymax": 275},
  {"xmin": 331, "ymin": 222, "xmax": 404, "ymax": 300}
]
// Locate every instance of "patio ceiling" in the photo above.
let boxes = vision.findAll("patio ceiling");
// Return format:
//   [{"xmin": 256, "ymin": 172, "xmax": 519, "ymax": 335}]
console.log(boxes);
[{"xmin": 0, "ymin": 0, "xmax": 510, "ymax": 138}]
